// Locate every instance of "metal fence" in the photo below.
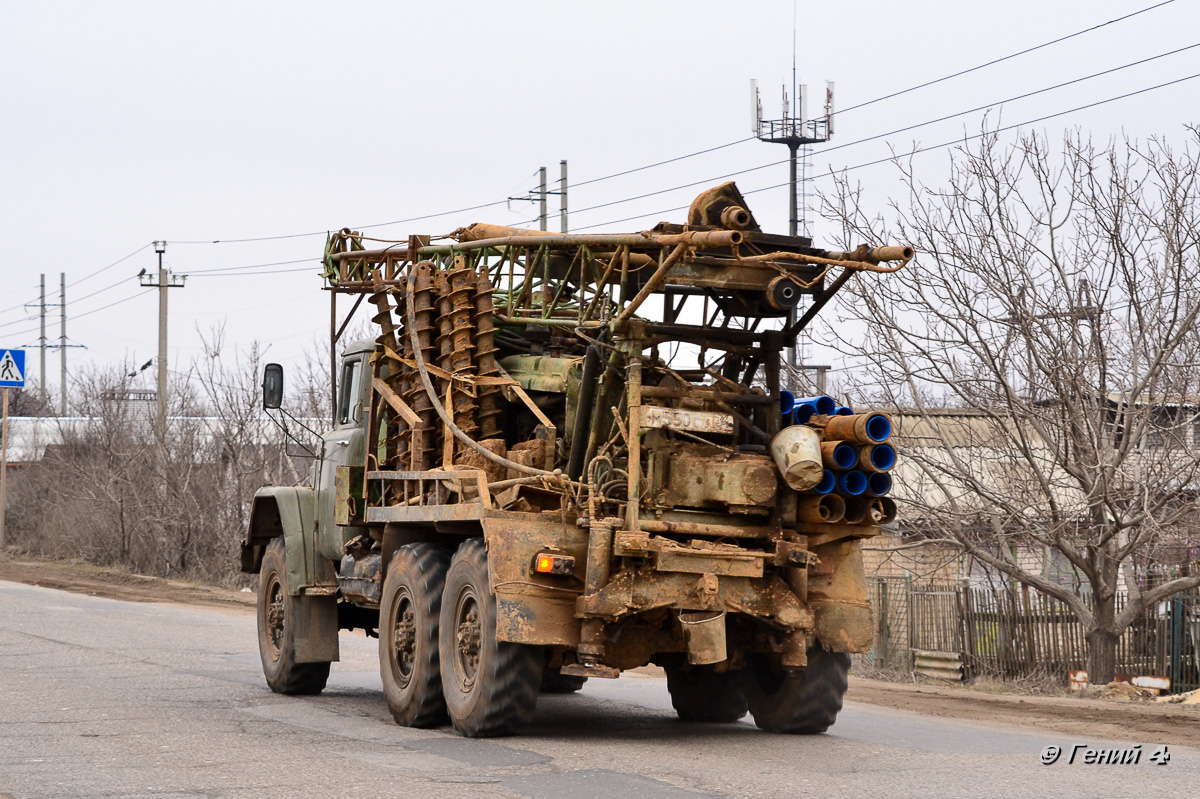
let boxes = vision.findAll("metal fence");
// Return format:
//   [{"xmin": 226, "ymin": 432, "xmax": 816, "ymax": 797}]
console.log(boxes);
[{"xmin": 858, "ymin": 578, "xmax": 1200, "ymax": 693}]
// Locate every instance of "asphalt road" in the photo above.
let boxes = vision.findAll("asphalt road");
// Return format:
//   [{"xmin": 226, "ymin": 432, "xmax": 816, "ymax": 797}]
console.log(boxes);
[{"xmin": 2, "ymin": 579, "xmax": 1197, "ymax": 799}]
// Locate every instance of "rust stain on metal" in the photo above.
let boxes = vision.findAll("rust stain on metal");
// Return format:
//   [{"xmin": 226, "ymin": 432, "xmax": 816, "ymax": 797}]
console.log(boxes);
[{"xmin": 247, "ymin": 182, "xmax": 912, "ymax": 733}]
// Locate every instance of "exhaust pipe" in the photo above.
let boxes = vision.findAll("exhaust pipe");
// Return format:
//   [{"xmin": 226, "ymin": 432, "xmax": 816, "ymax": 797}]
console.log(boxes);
[
  {"xmin": 824, "ymin": 412, "xmax": 892, "ymax": 444},
  {"xmin": 797, "ymin": 493, "xmax": 846, "ymax": 523},
  {"xmin": 770, "ymin": 425, "xmax": 823, "ymax": 491}
]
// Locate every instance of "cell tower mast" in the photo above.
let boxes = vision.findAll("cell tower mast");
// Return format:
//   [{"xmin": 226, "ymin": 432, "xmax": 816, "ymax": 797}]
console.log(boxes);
[{"xmin": 751, "ymin": 76, "xmax": 834, "ymax": 373}]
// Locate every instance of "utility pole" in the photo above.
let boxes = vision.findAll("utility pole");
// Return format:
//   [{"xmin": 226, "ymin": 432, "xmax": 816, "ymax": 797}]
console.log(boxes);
[
  {"xmin": 538, "ymin": 167, "xmax": 548, "ymax": 231},
  {"xmin": 1, "ymin": 385, "xmax": 8, "ymax": 549},
  {"xmin": 510, "ymin": 164, "xmax": 566, "ymax": 231},
  {"xmin": 751, "ymin": 76, "xmax": 834, "ymax": 375},
  {"xmin": 39, "ymin": 275, "xmax": 47, "ymax": 405},
  {"xmin": 139, "ymin": 241, "xmax": 186, "ymax": 429},
  {"xmin": 559, "ymin": 160, "xmax": 569, "ymax": 233},
  {"xmin": 59, "ymin": 273, "xmax": 66, "ymax": 415}
]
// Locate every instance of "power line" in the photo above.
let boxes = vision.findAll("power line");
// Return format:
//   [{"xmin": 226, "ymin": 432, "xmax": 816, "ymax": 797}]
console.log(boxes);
[
  {"xmin": 189, "ymin": 265, "xmax": 317, "ymax": 277},
  {"xmin": 836, "ymin": 0, "xmax": 1176, "ymax": 116},
  {"xmin": 0, "ymin": 243, "xmax": 152, "ymax": 323},
  {"xmin": 573, "ymin": 70, "xmax": 1200, "ymax": 232},
  {"xmin": 66, "ymin": 242, "xmax": 154, "ymax": 290},
  {"xmin": 7, "ymin": 289, "xmax": 156, "ymax": 343},
  {"xmin": 567, "ymin": 48, "xmax": 1200, "ymax": 226},
  {"xmin": 167, "ymin": 141, "xmax": 756, "ymax": 246},
  {"xmin": 0, "ymin": 285, "xmax": 40, "ymax": 316},
  {"xmin": 169, "ymin": 198, "xmax": 512, "ymax": 245},
  {"xmin": 571, "ymin": 137, "xmax": 755, "ymax": 188},
  {"xmin": 186, "ymin": 258, "xmax": 316, "ymax": 275}
]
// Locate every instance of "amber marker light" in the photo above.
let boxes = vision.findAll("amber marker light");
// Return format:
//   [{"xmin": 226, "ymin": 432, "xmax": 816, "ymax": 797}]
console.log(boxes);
[{"xmin": 533, "ymin": 552, "xmax": 575, "ymax": 575}]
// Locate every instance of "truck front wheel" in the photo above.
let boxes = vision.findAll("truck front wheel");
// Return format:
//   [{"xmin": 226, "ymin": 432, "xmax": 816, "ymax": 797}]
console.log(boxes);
[
  {"xmin": 379, "ymin": 543, "xmax": 451, "ymax": 727},
  {"xmin": 439, "ymin": 538, "xmax": 542, "ymax": 737},
  {"xmin": 257, "ymin": 538, "xmax": 331, "ymax": 695},
  {"xmin": 741, "ymin": 646, "xmax": 850, "ymax": 734},
  {"xmin": 664, "ymin": 663, "xmax": 748, "ymax": 722}
]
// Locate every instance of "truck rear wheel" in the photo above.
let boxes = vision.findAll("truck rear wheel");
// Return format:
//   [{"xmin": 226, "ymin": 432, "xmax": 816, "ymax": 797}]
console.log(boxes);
[
  {"xmin": 741, "ymin": 647, "xmax": 850, "ymax": 734},
  {"xmin": 664, "ymin": 664, "xmax": 748, "ymax": 723},
  {"xmin": 379, "ymin": 543, "xmax": 451, "ymax": 727},
  {"xmin": 257, "ymin": 538, "xmax": 331, "ymax": 695},
  {"xmin": 439, "ymin": 538, "xmax": 542, "ymax": 737}
]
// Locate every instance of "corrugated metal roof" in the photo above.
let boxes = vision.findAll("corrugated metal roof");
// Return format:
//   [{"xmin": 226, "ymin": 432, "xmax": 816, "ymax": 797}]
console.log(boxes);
[{"xmin": 892, "ymin": 410, "xmax": 1011, "ymax": 449}]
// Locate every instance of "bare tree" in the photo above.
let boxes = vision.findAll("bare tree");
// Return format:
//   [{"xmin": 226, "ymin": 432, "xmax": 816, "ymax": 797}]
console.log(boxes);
[
  {"xmin": 821, "ymin": 126, "xmax": 1200, "ymax": 683},
  {"xmin": 6, "ymin": 334, "xmax": 314, "ymax": 585}
]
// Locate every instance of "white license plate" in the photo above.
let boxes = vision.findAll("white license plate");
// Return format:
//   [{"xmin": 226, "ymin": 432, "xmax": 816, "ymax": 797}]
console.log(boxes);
[{"xmin": 639, "ymin": 406, "xmax": 734, "ymax": 434}]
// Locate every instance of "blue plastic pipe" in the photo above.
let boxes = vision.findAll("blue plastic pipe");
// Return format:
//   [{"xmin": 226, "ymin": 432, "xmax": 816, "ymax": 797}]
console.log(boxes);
[
  {"xmin": 866, "ymin": 443, "xmax": 896, "ymax": 471},
  {"xmin": 794, "ymin": 395, "xmax": 837, "ymax": 416},
  {"xmin": 806, "ymin": 469, "xmax": 836, "ymax": 494},
  {"xmin": 780, "ymin": 390, "xmax": 796, "ymax": 418},
  {"xmin": 793, "ymin": 404, "xmax": 816, "ymax": 425},
  {"xmin": 867, "ymin": 472, "xmax": 893, "ymax": 497},
  {"xmin": 838, "ymin": 470, "xmax": 868, "ymax": 496}
]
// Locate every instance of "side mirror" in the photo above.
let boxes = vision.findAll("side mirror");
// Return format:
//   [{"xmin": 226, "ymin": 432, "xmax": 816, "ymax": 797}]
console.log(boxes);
[{"xmin": 262, "ymin": 363, "xmax": 284, "ymax": 410}]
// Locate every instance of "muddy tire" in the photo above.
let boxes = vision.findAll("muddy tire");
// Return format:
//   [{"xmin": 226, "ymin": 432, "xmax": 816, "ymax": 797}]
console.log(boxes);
[
  {"xmin": 257, "ymin": 538, "xmax": 330, "ymax": 695},
  {"xmin": 540, "ymin": 668, "xmax": 587, "ymax": 694},
  {"xmin": 741, "ymin": 647, "xmax": 850, "ymax": 734},
  {"xmin": 379, "ymin": 543, "xmax": 451, "ymax": 727},
  {"xmin": 665, "ymin": 664, "xmax": 748, "ymax": 723},
  {"xmin": 439, "ymin": 538, "xmax": 542, "ymax": 737}
]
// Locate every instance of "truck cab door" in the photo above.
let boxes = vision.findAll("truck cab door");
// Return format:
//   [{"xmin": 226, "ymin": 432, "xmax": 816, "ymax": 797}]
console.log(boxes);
[{"xmin": 315, "ymin": 355, "xmax": 368, "ymax": 561}]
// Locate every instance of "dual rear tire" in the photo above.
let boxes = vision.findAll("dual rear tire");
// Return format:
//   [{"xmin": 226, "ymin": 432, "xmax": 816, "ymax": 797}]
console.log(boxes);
[
  {"xmin": 379, "ymin": 537, "xmax": 541, "ymax": 737},
  {"xmin": 665, "ymin": 647, "xmax": 851, "ymax": 734}
]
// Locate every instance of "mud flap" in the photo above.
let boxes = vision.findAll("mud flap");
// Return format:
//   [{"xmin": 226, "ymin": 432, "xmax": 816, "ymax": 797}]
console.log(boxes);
[
  {"xmin": 292, "ymin": 594, "xmax": 341, "ymax": 663},
  {"xmin": 808, "ymin": 539, "xmax": 875, "ymax": 653},
  {"xmin": 811, "ymin": 600, "xmax": 874, "ymax": 653}
]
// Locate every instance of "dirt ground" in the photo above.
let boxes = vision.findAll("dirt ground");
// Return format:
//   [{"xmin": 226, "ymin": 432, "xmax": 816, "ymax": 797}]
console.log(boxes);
[
  {"xmin": 3, "ymin": 555, "xmax": 1198, "ymax": 747},
  {"xmin": 0, "ymin": 557, "xmax": 256, "ymax": 616}
]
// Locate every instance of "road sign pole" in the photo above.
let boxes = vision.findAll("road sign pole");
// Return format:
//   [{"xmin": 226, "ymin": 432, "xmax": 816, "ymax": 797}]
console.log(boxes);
[{"xmin": 1, "ymin": 386, "xmax": 9, "ymax": 550}]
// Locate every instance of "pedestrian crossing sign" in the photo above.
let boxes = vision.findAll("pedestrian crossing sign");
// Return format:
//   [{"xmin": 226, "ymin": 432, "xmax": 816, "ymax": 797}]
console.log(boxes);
[{"xmin": 0, "ymin": 348, "xmax": 26, "ymax": 388}]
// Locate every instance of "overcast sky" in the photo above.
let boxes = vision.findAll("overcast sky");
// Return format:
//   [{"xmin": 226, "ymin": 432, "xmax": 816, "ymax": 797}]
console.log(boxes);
[{"xmin": 1, "ymin": 0, "xmax": 1197, "ymax": 402}]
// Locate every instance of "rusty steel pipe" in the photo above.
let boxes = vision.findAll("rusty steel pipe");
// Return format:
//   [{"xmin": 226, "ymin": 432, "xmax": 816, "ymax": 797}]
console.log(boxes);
[
  {"xmin": 842, "ymin": 495, "xmax": 871, "ymax": 525},
  {"xmin": 640, "ymin": 385, "xmax": 774, "ymax": 405},
  {"xmin": 332, "ymin": 245, "xmax": 409, "ymax": 262},
  {"xmin": 869, "ymin": 496, "xmax": 898, "ymax": 525},
  {"xmin": 824, "ymin": 245, "xmax": 914, "ymax": 264},
  {"xmin": 421, "ymin": 230, "xmax": 742, "ymax": 256},
  {"xmin": 454, "ymin": 222, "xmax": 555, "ymax": 241},
  {"xmin": 797, "ymin": 493, "xmax": 846, "ymax": 524},
  {"xmin": 823, "ymin": 413, "xmax": 893, "ymax": 445}
]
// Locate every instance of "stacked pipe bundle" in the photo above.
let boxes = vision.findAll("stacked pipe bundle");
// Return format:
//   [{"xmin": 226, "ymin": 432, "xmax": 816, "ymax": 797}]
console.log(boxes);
[{"xmin": 776, "ymin": 391, "xmax": 897, "ymax": 526}]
